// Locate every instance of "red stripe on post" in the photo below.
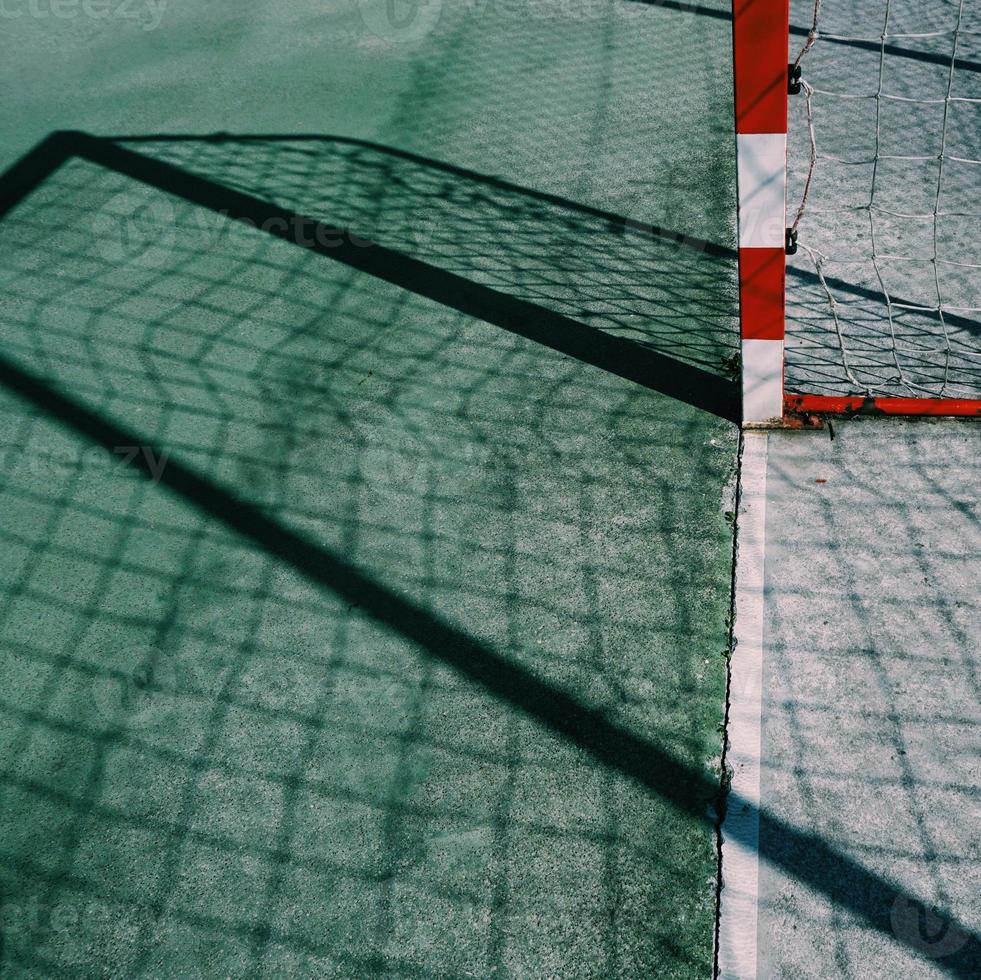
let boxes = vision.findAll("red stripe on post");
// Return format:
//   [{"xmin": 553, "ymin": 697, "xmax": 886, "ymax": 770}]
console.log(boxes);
[
  {"xmin": 732, "ymin": 0, "xmax": 790, "ymax": 134},
  {"xmin": 738, "ymin": 246, "xmax": 785, "ymax": 340}
]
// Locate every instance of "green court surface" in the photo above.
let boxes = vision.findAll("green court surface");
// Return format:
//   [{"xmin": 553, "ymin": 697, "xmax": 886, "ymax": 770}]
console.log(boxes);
[{"xmin": 0, "ymin": 3, "xmax": 740, "ymax": 976}]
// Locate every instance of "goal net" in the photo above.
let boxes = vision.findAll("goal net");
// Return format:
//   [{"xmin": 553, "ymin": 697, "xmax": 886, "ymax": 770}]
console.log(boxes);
[{"xmin": 784, "ymin": 0, "xmax": 981, "ymax": 415}]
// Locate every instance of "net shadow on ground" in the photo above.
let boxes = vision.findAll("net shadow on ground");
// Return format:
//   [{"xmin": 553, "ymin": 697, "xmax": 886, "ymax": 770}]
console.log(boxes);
[
  {"xmin": 0, "ymin": 131, "xmax": 736, "ymax": 977},
  {"xmin": 76, "ymin": 127, "xmax": 981, "ymax": 411},
  {"xmin": 759, "ymin": 423, "xmax": 980, "ymax": 976},
  {"xmin": 92, "ymin": 131, "xmax": 742, "ymax": 420},
  {"xmin": 0, "ymin": 133, "xmax": 977, "ymax": 978},
  {"xmin": 0, "ymin": 352, "xmax": 978, "ymax": 979}
]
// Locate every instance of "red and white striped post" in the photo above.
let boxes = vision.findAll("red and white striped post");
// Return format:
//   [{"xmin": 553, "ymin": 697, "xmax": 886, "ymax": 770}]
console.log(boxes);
[{"xmin": 733, "ymin": 0, "xmax": 789, "ymax": 424}]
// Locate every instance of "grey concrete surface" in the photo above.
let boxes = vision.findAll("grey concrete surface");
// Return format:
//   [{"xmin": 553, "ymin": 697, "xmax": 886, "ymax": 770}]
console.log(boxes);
[{"xmin": 758, "ymin": 418, "xmax": 980, "ymax": 978}]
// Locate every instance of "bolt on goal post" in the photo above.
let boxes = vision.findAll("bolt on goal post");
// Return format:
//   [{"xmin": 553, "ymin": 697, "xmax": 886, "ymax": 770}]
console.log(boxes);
[{"xmin": 733, "ymin": 0, "xmax": 981, "ymax": 425}]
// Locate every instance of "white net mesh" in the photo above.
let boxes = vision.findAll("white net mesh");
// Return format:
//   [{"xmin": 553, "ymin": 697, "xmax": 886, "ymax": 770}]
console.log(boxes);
[{"xmin": 785, "ymin": 0, "xmax": 981, "ymax": 401}]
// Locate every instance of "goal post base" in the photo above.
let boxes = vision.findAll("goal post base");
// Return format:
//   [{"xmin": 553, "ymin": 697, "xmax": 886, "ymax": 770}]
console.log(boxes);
[
  {"xmin": 741, "ymin": 396, "xmax": 981, "ymax": 430},
  {"xmin": 784, "ymin": 395, "xmax": 981, "ymax": 421}
]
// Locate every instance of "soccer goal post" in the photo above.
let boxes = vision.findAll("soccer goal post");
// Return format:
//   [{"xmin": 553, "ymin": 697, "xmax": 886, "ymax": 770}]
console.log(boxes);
[{"xmin": 733, "ymin": 0, "xmax": 981, "ymax": 425}]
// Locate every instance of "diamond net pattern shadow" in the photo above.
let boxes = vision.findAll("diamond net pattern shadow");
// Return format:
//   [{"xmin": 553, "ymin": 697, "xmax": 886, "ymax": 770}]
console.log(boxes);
[
  {"xmin": 0, "ymin": 139, "xmax": 734, "ymax": 977},
  {"xmin": 113, "ymin": 134, "xmax": 739, "ymax": 376}
]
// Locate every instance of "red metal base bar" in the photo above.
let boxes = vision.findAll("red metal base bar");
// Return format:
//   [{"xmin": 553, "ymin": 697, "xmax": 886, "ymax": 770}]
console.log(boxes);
[{"xmin": 786, "ymin": 395, "xmax": 981, "ymax": 418}]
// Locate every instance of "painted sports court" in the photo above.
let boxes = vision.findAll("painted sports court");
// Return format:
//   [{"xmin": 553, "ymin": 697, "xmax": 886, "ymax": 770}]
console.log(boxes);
[{"xmin": 0, "ymin": 1, "xmax": 977, "ymax": 977}]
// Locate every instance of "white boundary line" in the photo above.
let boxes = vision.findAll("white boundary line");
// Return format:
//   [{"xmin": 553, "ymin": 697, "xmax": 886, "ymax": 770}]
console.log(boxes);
[{"xmin": 718, "ymin": 432, "xmax": 769, "ymax": 980}]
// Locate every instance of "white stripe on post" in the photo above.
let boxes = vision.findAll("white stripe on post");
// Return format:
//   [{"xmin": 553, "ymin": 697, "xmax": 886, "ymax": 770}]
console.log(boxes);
[
  {"xmin": 742, "ymin": 338, "xmax": 784, "ymax": 423},
  {"xmin": 736, "ymin": 133, "xmax": 787, "ymax": 249}
]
